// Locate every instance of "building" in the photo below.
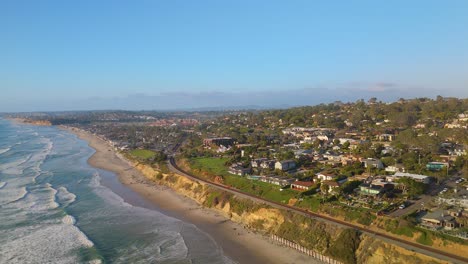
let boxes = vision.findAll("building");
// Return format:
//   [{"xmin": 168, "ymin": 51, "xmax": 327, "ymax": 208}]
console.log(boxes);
[
  {"xmin": 228, "ymin": 163, "xmax": 251, "ymax": 176},
  {"xmin": 252, "ymin": 158, "xmax": 276, "ymax": 170},
  {"xmin": 203, "ymin": 137, "xmax": 234, "ymax": 147},
  {"xmin": 437, "ymin": 188, "xmax": 468, "ymax": 208},
  {"xmin": 426, "ymin": 162, "xmax": 449, "ymax": 171},
  {"xmin": 291, "ymin": 180, "xmax": 314, "ymax": 191},
  {"xmin": 359, "ymin": 183, "xmax": 383, "ymax": 196},
  {"xmin": 322, "ymin": 180, "xmax": 342, "ymax": 193},
  {"xmin": 316, "ymin": 172, "xmax": 336, "ymax": 181},
  {"xmin": 385, "ymin": 164, "xmax": 405, "ymax": 173},
  {"xmin": 275, "ymin": 160, "xmax": 296, "ymax": 171},
  {"xmin": 388, "ymin": 172, "xmax": 431, "ymax": 184},
  {"xmin": 421, "ymin": 210, "xmax": 459, "ymax": 230},
  {"xmin": 361, "ymin": 158, "xmax": 384, "ymax": 169},
  {"xmin": 377, "ymin": 134, "xmax": 396, "ymax": 141},
  {"xmin": 260, "ymin": 176, "xmax": 295, "ymax": 187}
]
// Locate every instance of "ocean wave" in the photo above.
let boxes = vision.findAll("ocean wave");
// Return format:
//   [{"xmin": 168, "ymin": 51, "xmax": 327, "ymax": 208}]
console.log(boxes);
[
  {"xmin": 0, "ymin": 221, "xmax": 96, "ymax": 264},
  {"xmin": 62, "ymin": 215, "xmax": 76, "ymax": 225},
  {"xmin": 115, "ymin": 231, "xmax": 188, "ymax": 263},
  {"xmin": 0, "ymin": 182, "xmax": 6, "ymax": 189},
  {"xmin": 89, "ymin": 172, "xmax": 134, "ymax": 209},
  {"xmin": 1, "ymin": 186, "xmax": 29, "ymax": 206},
  {"xmin": 0, "ymin": 155, "xmax": 32, "ymax": 175},
  {"xmin": 46, "ymin": 183, "xmax": 59, "ymax": 209},
  {"xmin": 0, "ymin": 147, "xmax": 10, "ymax": 155},
  {"xmin": 56, "ymin": 186, "xmax": 77, "ymax": 207},
  {"xmin": 61, "ymin": 214, "xmax": 95, "ymax": 248}
]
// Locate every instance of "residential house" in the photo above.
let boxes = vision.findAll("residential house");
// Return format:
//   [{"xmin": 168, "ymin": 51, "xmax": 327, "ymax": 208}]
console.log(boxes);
[
  {"xmin": 260, "ymin": 176, "xmax": 295, "ymax": 187},
  {"xmin": 438, "ymin": 188, "xmax": 468, "ymax": 209},
  {"xmin": 203, "ymin": 137, "xmax": 234, "ymax": 147},
  {"xmin": 316, "ymin": 172, "xmax": 336, "ymax": 181},
  {"xmin": 426, "ymin": 162, "xmax": 449, "ymax": 171},
  {"xmin": 385, "ymin": 164, "xmax": 406, "ymax": 173},
  {"xmin": 362, "ymin": 158, "xmax": 384, "ymax": 169},
  {"xmin": 228, "ymin": 163, "xmax": 252, "ymax": 176},
  {"xmin": 377, "ymin": 134, "xmax": 396, "ymax": 141},
  {"xmin": 291, "ymin": 180, "xmax": 314, "ymax": 191},
  {"xmin": 388, "ymin": 172, "xmax": 431, "ymax": 184},
  {"xmin": 359, "ymin": 184, "xmax": 385, "ymax": 196},
  {"xmin": 275, "ymin": 160, "xmax": 296, "ymax": 171},
  {"xmin": 421, "ymin": 210, "xmax": 459, "ymax": 230},
  {"xmin": 322, "ymin": 180, "xmax": 342, "ymax": 193}
]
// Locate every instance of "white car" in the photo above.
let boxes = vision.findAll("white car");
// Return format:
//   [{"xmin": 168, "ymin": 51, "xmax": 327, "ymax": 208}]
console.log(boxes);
[{"xmin": 399, "ymin": 204, "xmax": 406, "ymax": 209}]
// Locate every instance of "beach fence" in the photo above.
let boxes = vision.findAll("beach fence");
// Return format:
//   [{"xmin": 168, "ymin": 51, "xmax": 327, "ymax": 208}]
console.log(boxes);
[{"xmin": 270, "ymin": 234, "xmax": 343, "ymax": 264}]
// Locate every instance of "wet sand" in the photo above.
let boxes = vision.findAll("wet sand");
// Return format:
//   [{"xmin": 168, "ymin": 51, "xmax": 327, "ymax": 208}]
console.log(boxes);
[{"xmin": 64, "ymin": 127, "xmax": 316, "ymax": 264}]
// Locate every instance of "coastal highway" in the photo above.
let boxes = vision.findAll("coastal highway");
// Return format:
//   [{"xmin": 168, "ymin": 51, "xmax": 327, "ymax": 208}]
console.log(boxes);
[{"xmin": 167, "ymin": 157, "xmax": 468, "ymax": 264}]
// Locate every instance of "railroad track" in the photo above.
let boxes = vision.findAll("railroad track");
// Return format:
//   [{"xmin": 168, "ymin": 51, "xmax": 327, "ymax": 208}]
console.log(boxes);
[{"xmin": 168, "ymin": 157, "xmax": 468, "ymax": 264}]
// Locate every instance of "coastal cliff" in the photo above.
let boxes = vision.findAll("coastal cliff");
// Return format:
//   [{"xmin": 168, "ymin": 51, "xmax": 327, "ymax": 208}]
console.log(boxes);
[
  {"xmin": 132, "ymin": 161, "xmax": 447, "ymax": 264},
  {"xmin": 10, "ymin": 118, "xmax": 52, "ymax": 126}
]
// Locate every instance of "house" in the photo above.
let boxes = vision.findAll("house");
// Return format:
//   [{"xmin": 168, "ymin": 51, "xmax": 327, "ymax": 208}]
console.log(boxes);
[
  {"xmin": 275, "ymin": 160, "xmax": 296, "ymax": 171},
  {"xmin": 251, "ymin": 158, "xmax": 268, "ymax": 168},
  {"xmin": 438, "ymin": 188, "xmax": 468, "ymax": 208},
  {"xmin": 359, "ymin": 184, "xmax": 385, "ymax": 196},
  {"xmin": 291, "ymin": 180, "xmax": 314, "ymax": 191},
  {"xmin": 228, "ymin": 163, "xmax": 252, "ymax": 176},
  {"xmin": 322, "ymin": 180, "xmax": 342, "ymax": 193},
  {"xmin": 377, "ymin": 134, "xmax": 396, "ymax": 141},
  {"xmin": 316, "ymin": 172, "xmax": 336, "ymax": 181},
  {"xmin": 421, "ymin": 210, "xmax": 459, "ymax": 230},
  {"xmin": 260, "ymin": 176, "xmax": 295, "ymax": 187},
  {"xmin": 361, "ymin": 158, "xmax": 384, "ymax": 169},
  {"xmin": 252, "ymin": 158, "xmax": 275, "ymax": 170},
  {"xmin": 426, "ymin": 162, "xmax": 449, "ymax": 171},
  {"xmin": 203, "ymin": 137, "xmax": 234, "ymax": 147},
  {"xmin": 294, "ymin": 149, "xmax": 313, "ymax": 158},
  {"xmin": 385, "ymin": 164, "xmax": 405, "ymax": 173},
  {"xmin": 388, "ymin": 172, "xmax": 431, "ymax": 184}
]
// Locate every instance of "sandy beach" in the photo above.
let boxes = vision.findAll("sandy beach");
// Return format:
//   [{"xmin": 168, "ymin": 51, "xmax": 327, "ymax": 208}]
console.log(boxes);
[{"xmin": 65, "ymin": 127, "xmax": 315, "ymax": 264}]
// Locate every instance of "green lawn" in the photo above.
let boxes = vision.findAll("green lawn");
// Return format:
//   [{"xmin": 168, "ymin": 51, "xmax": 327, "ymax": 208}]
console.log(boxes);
[
  {"xmin": 130, "ymin": 149, "xmax": 156, "ymax": 160},
  {"xmin": 189, "ymin": 157, "xmax": 298, "ymax": 203},
  {"xmin": 190, "ymin": 157, "xmax": 231, "ymax": 176}
]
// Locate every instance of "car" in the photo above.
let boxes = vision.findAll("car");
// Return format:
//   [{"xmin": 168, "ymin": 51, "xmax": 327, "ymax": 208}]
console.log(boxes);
[
  {"xmin": 443, "ymin": 187, "xmax": 448, "ymax": 192},
  {"xmin": 399, "ymin": 204, "xmax": 406, "ymax": 209}
]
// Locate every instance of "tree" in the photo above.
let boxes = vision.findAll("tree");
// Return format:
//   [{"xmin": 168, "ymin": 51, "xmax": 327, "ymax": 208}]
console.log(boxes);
[
  {"xmin": 396, "ymin": 177, "xmax": 427, "ymax": 198},
  {"xmin": 320, "ymin": 182, "xmax": 329, "ymax": 196}
]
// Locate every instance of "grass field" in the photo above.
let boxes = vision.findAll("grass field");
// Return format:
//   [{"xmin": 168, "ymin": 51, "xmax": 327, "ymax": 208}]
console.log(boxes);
[
  {"xmin": 130, "ymin": 149, "xmax": 156, "ymax": 160},
  {"xmin": 189, "ymin": 157, "xmax": 301, "ymax": 204}
]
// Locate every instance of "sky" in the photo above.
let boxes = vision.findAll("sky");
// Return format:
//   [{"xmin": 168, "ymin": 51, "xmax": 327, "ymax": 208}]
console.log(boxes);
[{"xmin": 1, "ymin": 0, "xmax": 468, "ymax": 112}]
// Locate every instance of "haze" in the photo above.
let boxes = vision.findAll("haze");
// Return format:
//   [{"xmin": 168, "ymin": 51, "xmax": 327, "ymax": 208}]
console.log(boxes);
[{"xmin": 1, "ymin": 1, "xmax": 468, "ymax": 112}]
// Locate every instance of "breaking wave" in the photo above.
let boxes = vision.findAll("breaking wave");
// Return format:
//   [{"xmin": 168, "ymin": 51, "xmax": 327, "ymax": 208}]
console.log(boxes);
[
  {"xmin": 0, "ymin": 147, "xmax": 10, "ymax": 155},
  {"xmin": 56, "ymin": 186, "xmax": 77, "ymax": 207}
]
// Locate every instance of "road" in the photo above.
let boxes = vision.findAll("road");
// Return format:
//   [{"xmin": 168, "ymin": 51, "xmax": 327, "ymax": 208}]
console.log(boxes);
[{"xmin": 167, "ymin": 157, "xmax": 468, "ymax": 264}]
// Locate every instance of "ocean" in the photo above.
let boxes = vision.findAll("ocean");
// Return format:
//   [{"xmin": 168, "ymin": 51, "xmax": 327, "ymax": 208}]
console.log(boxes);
[{"xmin": 0, "ymin": 119, "xmax": 232, "ymax": 264}]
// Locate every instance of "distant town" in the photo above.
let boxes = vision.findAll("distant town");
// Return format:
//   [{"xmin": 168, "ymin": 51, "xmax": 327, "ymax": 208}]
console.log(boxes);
[{"xmin": 5, "ymin": 96, "xmax": 468, "ymax": 263}]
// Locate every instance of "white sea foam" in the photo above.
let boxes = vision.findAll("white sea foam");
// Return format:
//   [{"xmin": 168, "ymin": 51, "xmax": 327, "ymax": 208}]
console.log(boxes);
[
  {"xmin": 0, "ymin": 221, "xmax": 95, "ymax": 264},
  {"xmin": 90, "ymin": 172, "xmax": 135, "ymax": 209},
  {"xmin": 115, "ymin": 231, "xmax": 188, "ymax": 263},
  {"xmin": 0, "ymin": 155, "xmax": 31, "ymax": 175},
  {"xmin": 1, "ymin": 186, "xmax": 28, "ymax": 205},
  {"xmin": 62, "ymin": 215, "xmax": 76, "ymax": 225},
  {"xmin": 46, "ymin": 183, "xmax": 59, "ymax": 209},
  {"xmin": 0, "ymin": 182, "xmax": 6, "ymax": 189},
  {"xmin": 0, "ymin": 147, "xmax": 10, "ymax": 155},
  {"xmin": 56, "ymin": 186, "xmax": 77, "ymax": 207}
]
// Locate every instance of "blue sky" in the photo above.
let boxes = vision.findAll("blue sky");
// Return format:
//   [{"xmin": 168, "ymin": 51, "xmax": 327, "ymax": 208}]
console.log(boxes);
[{"xmin": 1, "ymin": 1, "xmax": 468, "ymax": 111}]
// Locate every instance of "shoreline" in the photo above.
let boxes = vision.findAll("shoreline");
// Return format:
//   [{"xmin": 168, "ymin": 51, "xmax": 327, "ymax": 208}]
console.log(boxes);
[{"xmin": 64, "ymin": 126, "xmax": 313, "ymax": 264}]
